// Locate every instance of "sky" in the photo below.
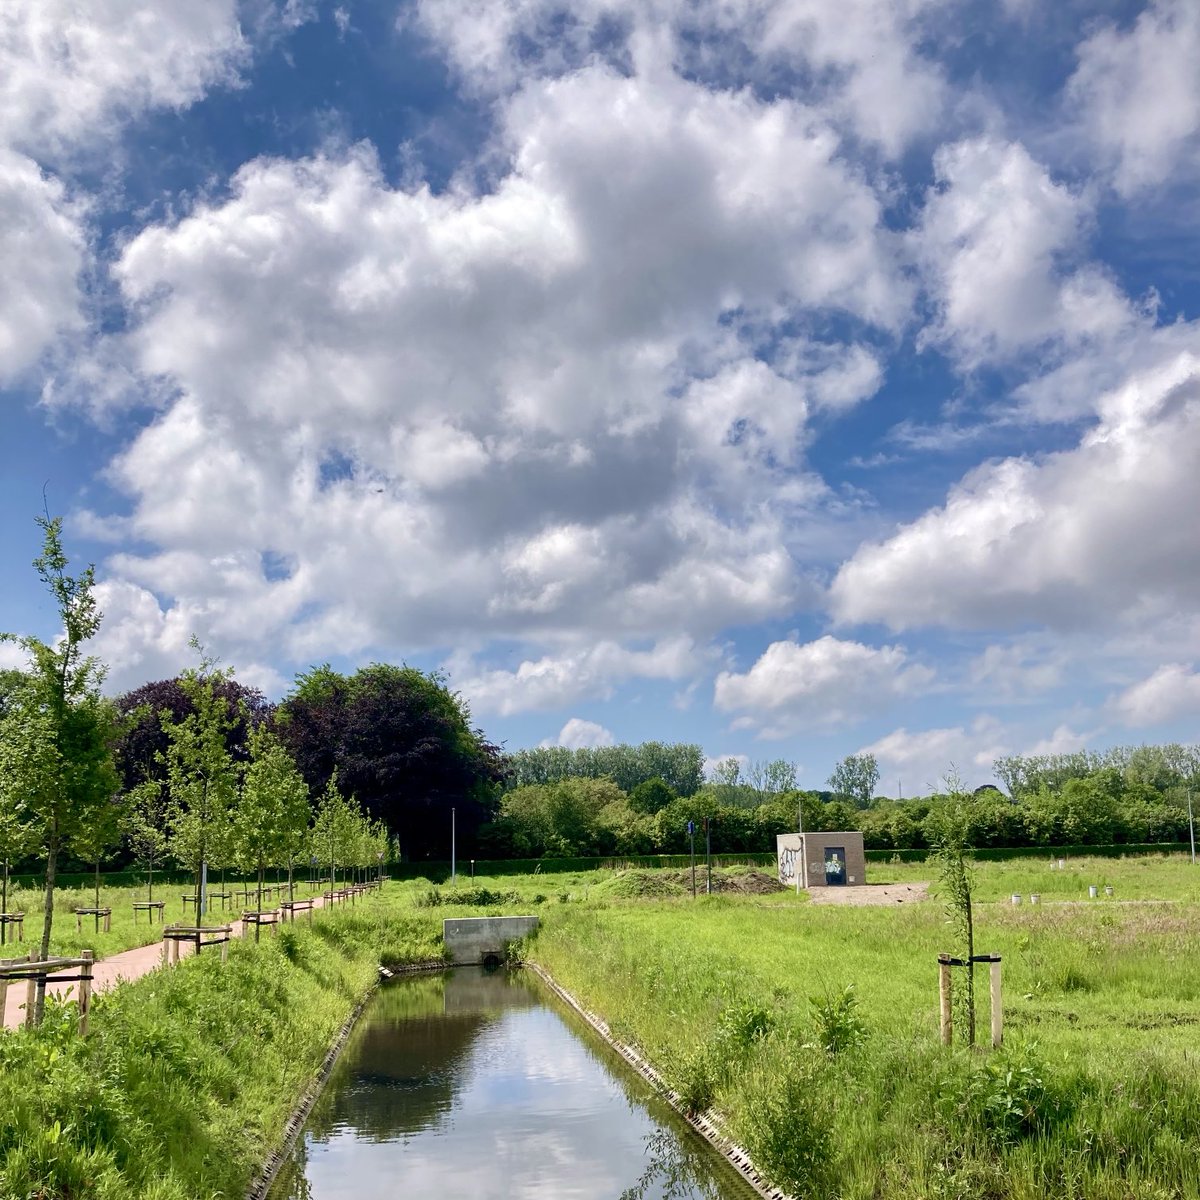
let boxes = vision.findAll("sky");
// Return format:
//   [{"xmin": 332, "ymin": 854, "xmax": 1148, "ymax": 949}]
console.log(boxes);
[{"xmin": 2, "ymin": 0, "xmax": 1200, "ymax": 796}]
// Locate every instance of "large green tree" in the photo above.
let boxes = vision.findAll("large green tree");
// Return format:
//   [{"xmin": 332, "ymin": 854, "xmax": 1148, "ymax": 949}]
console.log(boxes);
[
  {"xmin": 276, "ymin": 663, "xmax": 504, "ymax": 859},
  {"xmin": 0, "ymin": 516, "xmax": 120, "ymax": 1021}
]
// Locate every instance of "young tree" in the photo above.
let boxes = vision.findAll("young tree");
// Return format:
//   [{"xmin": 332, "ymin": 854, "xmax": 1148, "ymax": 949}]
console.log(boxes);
[
  {"xmin": 234, "ymin": 724, "xmax": 309, "ymax": 912},
  {"xmin": 72, "ymin": 794, "xmax": 124, "ymax": 923},
  {"xmin": 827, "ymin": 753, "xmax": 880, "ymax": 809},
  {"xmin": 126, "ymin": 779, "xmax": 170, "ymax": 903},
  {"xmin": 0, "ymin": 721, "xmax": 35, "ymax": 942},
  {"xmin": 313, "ymin": 772, "xmax": 355, "ymax": 889},
  {"xmin": 162, "ymin": 661, "xmax": 241, "ymax": 918},
  {"xmin": 0, "ymin": 516, "xmax": 120, "ymax": 1022},
  {"xmin": 926, "ymin": 771, "xmax": 978, "ymax": 1045}
]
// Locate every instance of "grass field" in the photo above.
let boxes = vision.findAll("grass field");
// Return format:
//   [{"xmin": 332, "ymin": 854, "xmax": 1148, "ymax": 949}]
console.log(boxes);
[
  {"xmin": 4, "ymin": 854, "xmax": 1200, "ymax": 1198},
  {"xmin": 0, "ymin": 876, "xmax": 341, "ymax": 960}
]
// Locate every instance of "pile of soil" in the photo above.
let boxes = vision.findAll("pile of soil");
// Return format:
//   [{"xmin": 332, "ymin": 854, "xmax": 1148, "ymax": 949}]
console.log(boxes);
[
  {"xmin": 593, "ymin": 867, "xmax": 786, "ymax": 899},
  {"xmin": 592, "ymin": 870, "xmax": 688, "ymax": 898},
  {"xmin": 663, "ymin": 868, "xmax": 785, "ymax": 895}
]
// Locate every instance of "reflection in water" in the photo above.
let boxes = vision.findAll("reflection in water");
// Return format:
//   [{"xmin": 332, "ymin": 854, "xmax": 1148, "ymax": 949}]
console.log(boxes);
[{"xmin": 269, "ymin": 968, "xmax": 757, "ymax": 1200}]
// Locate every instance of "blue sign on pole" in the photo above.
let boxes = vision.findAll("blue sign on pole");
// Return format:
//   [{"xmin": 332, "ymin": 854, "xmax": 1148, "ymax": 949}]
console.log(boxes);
[{"xmin": 687, "ymin": 821, "xmax": 695, "ymax": 836}]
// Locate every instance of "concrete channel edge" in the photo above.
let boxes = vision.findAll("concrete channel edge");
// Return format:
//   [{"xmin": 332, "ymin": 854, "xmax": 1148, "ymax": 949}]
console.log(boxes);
[
  {"xmin": 524, "ymin": 961, "xmax": 794, "ymax": 1200},
  {"xmin": 245, "ymin": 958, "xmax": 447, "ymax": 1200}
]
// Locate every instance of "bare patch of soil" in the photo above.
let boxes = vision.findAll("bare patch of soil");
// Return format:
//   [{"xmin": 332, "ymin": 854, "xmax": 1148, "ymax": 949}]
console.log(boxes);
[
  {"xmin": 663, "ymin": 869, "xmax": 786, "ymax": 895},
  {"xmin": 806, "ymin": 882, "xmax": 931, "ymax": 906}
]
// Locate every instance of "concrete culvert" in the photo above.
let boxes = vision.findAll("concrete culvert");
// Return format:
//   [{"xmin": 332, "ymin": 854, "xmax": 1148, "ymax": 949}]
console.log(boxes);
[{"xmin": 482, "ymin": 953, "xmax": 503, "ymax": 969}]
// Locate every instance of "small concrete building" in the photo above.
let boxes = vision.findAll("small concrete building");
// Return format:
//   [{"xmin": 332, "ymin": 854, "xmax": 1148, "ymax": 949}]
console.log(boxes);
[{"xmin": 776, "ymin": 832, "xmax": 866, "ymax": 889}]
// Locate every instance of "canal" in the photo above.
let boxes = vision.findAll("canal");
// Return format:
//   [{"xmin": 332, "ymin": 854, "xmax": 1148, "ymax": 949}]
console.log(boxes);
[{"xmin": 268, "ymin": 966, "xmax": 762, "ymax": 1199}]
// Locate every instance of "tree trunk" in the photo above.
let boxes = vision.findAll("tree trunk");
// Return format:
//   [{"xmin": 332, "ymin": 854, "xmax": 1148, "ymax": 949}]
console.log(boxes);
[
  {"xmin": 35, "ymin": 825, "xmax": 58, "ymax": 1025},
  {"xmin": 287, "ymin": 859, "xmax": 294, "ymax": 902},
  {"xmin": 94, "ymin": 858, "xmax": 101, "ymax": 925},
  {"xmin": 148, "ymin": 856, "xmax": 154, "ymax": 904},
  {"xmin": 2, "ymin": 857, "xmax": 8, "ymax": 946}
]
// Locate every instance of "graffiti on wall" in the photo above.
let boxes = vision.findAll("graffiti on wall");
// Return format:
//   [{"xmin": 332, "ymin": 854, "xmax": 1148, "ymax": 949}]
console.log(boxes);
[{"xmin": 777, "ymin": 843, "xmax": 799, "ymax": 884}]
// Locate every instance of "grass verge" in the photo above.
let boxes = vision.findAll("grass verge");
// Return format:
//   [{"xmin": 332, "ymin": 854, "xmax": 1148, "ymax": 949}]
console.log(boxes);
[{"xmin": 0, "ymin": 891, "xmax": 443, "ymax": 1199}]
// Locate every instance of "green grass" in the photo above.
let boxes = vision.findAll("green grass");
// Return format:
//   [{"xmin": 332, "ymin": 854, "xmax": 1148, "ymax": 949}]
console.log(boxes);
[
  {"xmin": 6, "ymin": 857, "xmax": 1200, "ymax": 1199},
  {"xmin": 0, "ymin": 877, "xmax": 338, "ymax": 961},
  {"xmin": 522, "ymin": 867, "xmax": 1200, "ymax": 1199},
  {"xmin": 871, "ymin": 849, "xmax": 1200, "ymax": 902},
  {"xmin": 0, "ymin": 886, "xmax": 444, "ymax": 1199}
]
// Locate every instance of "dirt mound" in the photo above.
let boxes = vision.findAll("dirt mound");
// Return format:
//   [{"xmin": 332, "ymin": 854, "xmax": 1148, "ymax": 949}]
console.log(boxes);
[
  {"xmin": 592, "ymin": 870, "xmax": 688, "ymax": 899},
  {"xmin": 664, "ymin": 868, "xmax": 786, "ymax": 895},
  {"xmin": 593, "ymin": 867, "xmax": 786, "ymax": 899}
]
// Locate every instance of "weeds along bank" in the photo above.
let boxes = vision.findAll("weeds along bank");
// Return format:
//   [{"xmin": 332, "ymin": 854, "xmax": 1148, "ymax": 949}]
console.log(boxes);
[
  {"xmin": 0, "ymin": 896, "xmax": 443, "ymax": 1200},
  {"xmin": 528, "ymin": 895, "xmax": 1200, "ymax": 1200}
]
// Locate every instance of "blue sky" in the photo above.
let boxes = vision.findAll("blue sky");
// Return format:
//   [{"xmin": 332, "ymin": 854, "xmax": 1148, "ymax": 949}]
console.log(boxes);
[{"xmin": 3, "ymin": 0, "xmax": 1200, "ymax": 794}]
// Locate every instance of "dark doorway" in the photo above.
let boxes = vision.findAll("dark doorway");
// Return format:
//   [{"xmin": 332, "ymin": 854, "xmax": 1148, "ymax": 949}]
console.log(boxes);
[{"xmin": 824, "ymin": 848, "xmax": 847, "ymax": 886}]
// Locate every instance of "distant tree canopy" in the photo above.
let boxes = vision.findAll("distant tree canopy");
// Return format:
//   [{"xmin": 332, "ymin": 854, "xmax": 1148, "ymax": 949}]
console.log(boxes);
[
  {"xmin": 504, "ymin": 742, "xmax": 705, "ymax": 797},
  {"xmin": 275, "ymin": 663, "xmax": 504, "ymax": 860},
  {"xmin": 112, "ymin": 675, "xmax": 271, "ymax": 793},
  {"xmin": 827, "ymin": 753, "xmax": 880, "ymax": 809}
]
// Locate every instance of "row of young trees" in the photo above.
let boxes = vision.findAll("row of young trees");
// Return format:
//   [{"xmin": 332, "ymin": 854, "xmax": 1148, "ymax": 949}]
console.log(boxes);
[
  {"xmin": 123, "ymin": 662, "xmax": 390, "ymax": 913},
  {"xmin": 0, "ymin": 518, "xmax": 480, "ymax": 1020}
]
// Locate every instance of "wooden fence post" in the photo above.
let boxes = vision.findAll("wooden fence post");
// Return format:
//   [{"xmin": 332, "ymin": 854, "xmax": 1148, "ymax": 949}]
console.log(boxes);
[
  {"xmin": 78, "ymin": 951, "xmax": 93, "ymax": 1037},
  {"xmin": 24, "ymin": 960, "xmax": 37, "ymax": 1029},
  {"xmin": 990, "ymin": 958, "xmax": 1003, "ymax": 1049},
  {"xmin": 938, "ymin": 955, "xmax": 953, "ymax": 1046},
  {"xmin": 0, "ymin": 954, "xmax": 27, "ymax": 1023}
]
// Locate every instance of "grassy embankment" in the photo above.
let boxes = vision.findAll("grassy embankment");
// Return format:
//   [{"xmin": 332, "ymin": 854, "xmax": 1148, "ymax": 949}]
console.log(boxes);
[
  {"xmin": 519, "ymin": 854, "xmax": 1200, "ymax": 1200},
  {"xmin": 0, "ymin": 889, "xmax": 442, "ymax": 1199},
  {"xmin": 4, "ymin": 855, "xmax": 1200, "ymax": 1199}
]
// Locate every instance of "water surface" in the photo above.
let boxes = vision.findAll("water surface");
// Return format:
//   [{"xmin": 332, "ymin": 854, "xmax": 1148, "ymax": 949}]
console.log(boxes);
[{"xmin": 268, "ymin": 967, "xmax": 759, "ymax": 1200}]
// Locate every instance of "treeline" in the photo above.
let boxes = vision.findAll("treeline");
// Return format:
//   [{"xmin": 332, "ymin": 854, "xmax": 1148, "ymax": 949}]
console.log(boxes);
[
  {"xmin": 505, "ymin": 743, "xmax": 705, "ymax": 796},
  {"xmin": 480, "ymin": 745, "xmax": 1199, "ymax": 859}
]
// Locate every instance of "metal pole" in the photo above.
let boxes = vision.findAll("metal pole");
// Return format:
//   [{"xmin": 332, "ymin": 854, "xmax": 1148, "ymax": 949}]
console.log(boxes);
[
  {"xmin": 990, "ymin": 959, "xmax": 1003, "ymax": 1049},
  {"xmin": 689, "ymin": 822, "xmax": 696, "ymax": 897},
  {"xmin": 705, "ymin": 817, "xmax": 712, "ymax": 894},
  {"xmin": 451, "ymin": 807, "xmax": 456, "ymax": 886},
  {"xmin": 939, "ymin": 958, "xmax": 953, "ymax": 1046},
  {"xmin": 200, "ymin": 861, "xmax": 208, "ymax": 920},
  {"xmin": 1189, "ymin": 790, "xmax": 1196, "ymax": 866}
]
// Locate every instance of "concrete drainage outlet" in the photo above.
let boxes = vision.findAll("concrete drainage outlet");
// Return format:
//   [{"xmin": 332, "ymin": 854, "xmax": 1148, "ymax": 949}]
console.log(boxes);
[{"xmin": 443, "ymin": 915, "xmax": 540, "ymax": 965}]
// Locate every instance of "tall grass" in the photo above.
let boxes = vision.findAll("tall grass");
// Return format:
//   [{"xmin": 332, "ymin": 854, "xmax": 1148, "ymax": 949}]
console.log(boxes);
[
  {"xmin": 528, "ymin": 892, "xmax": 1200, "ymax": 1199},
  {"xmin": 0, "ymin": 890, "xmax": 444, "ymax": 1199}
]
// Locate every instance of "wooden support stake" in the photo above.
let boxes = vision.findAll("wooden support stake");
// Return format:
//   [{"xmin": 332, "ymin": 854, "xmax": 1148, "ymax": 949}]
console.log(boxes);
[
  {"xmin": 24, "ymin": 963, "xmax": 36, "ymax": 1029},
  {"xmin": 78, "ymin": 950, "xmax": 93, "ymax": 1037},
  {"xmin": 939, "ymin": 960, "xmax": 953, "ymax": 1046},
  {"xmin": 0, "ymin": 954, "xmax": 25, "ymax": 1022},
  {"xmin": 220, "ymin": 937, "xmax": 228, "ymax": 963},
  {"xmin": 990, "ymin": 959, "xmax": 1003, "ymax": 1049}
]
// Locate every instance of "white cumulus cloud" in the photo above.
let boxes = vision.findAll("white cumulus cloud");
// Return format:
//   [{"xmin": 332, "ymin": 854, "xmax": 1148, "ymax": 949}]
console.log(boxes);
[
  {"xmin": 1066, "ymin": 0, "xmax": 1200, "ymax": 197},
  {"xmin": 713, "ymin": 635, "xmax": 934, "ymax": 736},
  {"xmin": 541, "ymin": 717, "xmax": 615, "ymax": 749},
  {"xmin": 1114, "ymin": 664, "xmax": 1200, "ymax": 728},
  {"xmin": 831, "ymin": 344, "xmax": 1200, "ymax": 632}
]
